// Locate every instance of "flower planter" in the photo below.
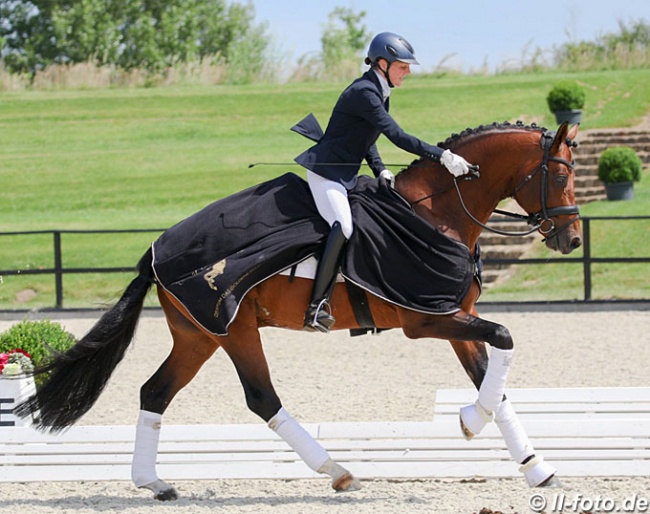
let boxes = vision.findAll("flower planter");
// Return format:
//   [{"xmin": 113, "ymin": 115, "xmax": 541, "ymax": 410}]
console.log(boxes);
[
  {"xmin": 554, "ymin": 109, "xmax": 582, "ymax": 125},
  {"xmin": 604, "ymin": 181, "xmax": 635, "ymax": 201},
  {"xmin": 0, "ymin": 376, "xmax": 36, "ymax": 427}
]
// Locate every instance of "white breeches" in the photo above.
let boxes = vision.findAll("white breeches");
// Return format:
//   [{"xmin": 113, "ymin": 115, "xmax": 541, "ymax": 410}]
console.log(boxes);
[{"xmin": 307, "ymin": 171, "xmax": 354, "ymax": 238}]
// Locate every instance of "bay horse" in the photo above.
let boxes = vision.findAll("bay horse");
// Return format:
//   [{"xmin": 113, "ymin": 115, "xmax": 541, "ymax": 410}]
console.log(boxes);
[{"xmin": 17, "ymin": 121, "xmax": 581, "ymax": 501}]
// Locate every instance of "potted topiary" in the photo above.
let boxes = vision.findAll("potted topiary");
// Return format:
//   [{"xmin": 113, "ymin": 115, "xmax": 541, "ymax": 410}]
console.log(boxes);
[
  {"xmin": 597, "ymin": 146, "xmax": 643, "ymax": 201},
  {"xmin": 0, "ymin": 320, "xmax": 76, "ymax": 427},
  {"xmin": 546, "ymin": 80, "xmax": 586, "ymax": 125}
]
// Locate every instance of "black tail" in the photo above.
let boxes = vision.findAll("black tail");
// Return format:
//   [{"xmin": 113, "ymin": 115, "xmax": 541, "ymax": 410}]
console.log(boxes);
[{"xmin": 14, "ymin": 248, "xmax": 155, "ymax": 432}]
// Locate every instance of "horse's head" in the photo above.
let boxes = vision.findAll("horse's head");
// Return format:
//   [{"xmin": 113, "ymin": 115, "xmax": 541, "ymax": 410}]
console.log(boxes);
[
  {"xmin": 510, "ymin": 122, "xmax": 582, "ymax": 254},
  {"xmin": 396, "ymin": 121, "xmax": 582, "ymax": 255}
]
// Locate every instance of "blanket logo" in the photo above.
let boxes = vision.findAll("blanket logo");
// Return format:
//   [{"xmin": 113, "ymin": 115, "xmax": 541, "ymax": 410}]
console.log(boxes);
[{"xmin": 204, "ymin": 260, "xmax": 227, "ymax": 291}]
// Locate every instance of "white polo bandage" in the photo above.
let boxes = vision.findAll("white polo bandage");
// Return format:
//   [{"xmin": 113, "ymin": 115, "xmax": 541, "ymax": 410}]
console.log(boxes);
[
  {"xmin": 268, "ymin": 407, "xmax": 330, "ymax": 472},
  {"xmin": 495, "ymin": 398, "xmax": 534, "ymax": 463},
  {"xmin": 478, "ymin": 347, "xmax": 514, "ymax": 413},
  {"xmin": 132, "ymin": 410, "xmax": 162, "ymax": 487}
]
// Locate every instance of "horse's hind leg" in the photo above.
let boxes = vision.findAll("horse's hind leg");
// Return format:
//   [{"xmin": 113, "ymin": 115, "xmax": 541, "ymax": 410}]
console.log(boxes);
[
  {"xmin": 219, "ymin": 297, "xmax": 361, "ymax": 493},
  {"xmin": 132, "ymin": 289, "xmax": 220, "ymax": 501}
]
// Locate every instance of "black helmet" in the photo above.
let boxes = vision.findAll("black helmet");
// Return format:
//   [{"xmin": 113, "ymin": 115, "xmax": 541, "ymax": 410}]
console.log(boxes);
[{"xmin": 366, "ymin": 32, "xmax": 419, "ymax": 66}]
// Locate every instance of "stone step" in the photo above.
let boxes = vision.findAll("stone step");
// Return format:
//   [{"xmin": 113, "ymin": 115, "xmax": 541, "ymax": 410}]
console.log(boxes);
[
  {"xmin": 480, "ymin": 268, "xmax": 503, "ymax": 284},
  {"xmin": 479, "ymin": 244, "xmax": 531, "ymax": 260},
  {"xmin": 579, "ymin": 133, "xmax": 650, "ymax": 142},
  {"xmin": 576, "ymin": 188, "xmax": 607, "ymax": 204},
  {"xmin": 576, "ymin": 144, "xmax": 650, "ymax": 158},
  {"xmin": 575, "ymin": 165, "xmax": 598, "ymax": 176},
  {"xmin": 478, "ymin": 233, "xmax": 537, "ymax": 246},
  {"xmin": 576, "ymin": 154, "xmax": 650, "ymax": 166},
  {"xmin": 578, "ymin": 139, "xmax": 650, "ymax": 149},
  {"xmin": 574, "ymin": 155, "xmax": 599, "ymax": 166},
  {"xmin": 575, "ymin": 175, "xmax": 604, "ymax": 188},
  {"xmin": 580, "ymin": 128, "xmax": 650, "ymax": 136},
  {"xmin": 577, "ymin": 184, "xmax": 606, "ymax": 196}
]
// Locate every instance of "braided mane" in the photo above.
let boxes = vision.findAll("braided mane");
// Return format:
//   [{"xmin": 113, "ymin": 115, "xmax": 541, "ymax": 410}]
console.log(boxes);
[
  {"xmin": 398, "ymin": 120, "xmax": 547, "ymax": 176},
  {"xmin": 436, "ymin": 120, "xmax": 547, "ymax": 150}
]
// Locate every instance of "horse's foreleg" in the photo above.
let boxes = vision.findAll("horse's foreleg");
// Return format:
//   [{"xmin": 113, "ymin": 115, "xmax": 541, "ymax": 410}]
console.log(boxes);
[
  {"xmin": 450, "ymin": 340, "xmax": 559, "ymax": 487},
  {"xmin": 495, "ymin": 398, "xmax": 559, "ymax": 487},
  {"xmin": 222, "ymin": 297, "xmax": 361, "ymax": 492},
  {"xmin": 449, "ymin": 339, "xmax": 559, "ymax": 487},
  {"xmin": 401, "ymin": 308, "xmax": 514, "ymax": 438}
]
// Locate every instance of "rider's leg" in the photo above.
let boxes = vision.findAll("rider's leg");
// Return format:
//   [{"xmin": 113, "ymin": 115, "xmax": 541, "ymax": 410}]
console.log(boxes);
[{"xmin": 304, "ymin": 171, "xmax": 352, "ymax": 332}]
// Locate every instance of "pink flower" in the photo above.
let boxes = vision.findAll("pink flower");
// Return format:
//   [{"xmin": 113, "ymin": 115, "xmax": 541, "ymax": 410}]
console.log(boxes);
[
  {"xmin": 0, "ymin": 354, "xmax": 8, "ymax": 374},
  {"xmin": 0, "ymin": 349, "xmax": 32, "ymax": 375}
]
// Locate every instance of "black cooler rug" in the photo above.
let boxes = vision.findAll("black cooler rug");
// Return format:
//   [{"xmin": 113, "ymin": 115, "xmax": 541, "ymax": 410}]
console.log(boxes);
[{"xmin": 151, "ymin": 173, "xmax": 481, "ymax": 335}]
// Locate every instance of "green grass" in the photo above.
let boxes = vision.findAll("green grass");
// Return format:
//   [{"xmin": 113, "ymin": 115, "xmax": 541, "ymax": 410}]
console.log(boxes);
[{"xmin": 1, "ymin": 69, "xmax": 649, "ymax": 308}]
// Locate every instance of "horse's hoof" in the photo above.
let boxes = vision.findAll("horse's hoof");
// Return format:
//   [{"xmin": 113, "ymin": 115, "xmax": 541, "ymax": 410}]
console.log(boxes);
[
  {"xmin": 332, "ymin": 472, "xmax": 362, "ymax": 493},
  {"xmin": 459, "ymin": 416, "xmax": 475, "ymax": 441},
  {"xmin": 140, "ymin": 479, "xmax": 179, "ymax": 501},
  {"xmin": 459, "ymin": 401, "xmax": 494, "ymax": 440},
  {"xmin": 154, "ymin": 487, "xmax": 179, "ymax": 501},
  {"xmin": 538, "ymin": 474, "xmax": 563, "ymax": 488}
]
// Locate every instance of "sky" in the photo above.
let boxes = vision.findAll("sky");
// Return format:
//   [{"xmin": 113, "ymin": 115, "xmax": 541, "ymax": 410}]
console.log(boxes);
[{"xmin": 253, "ymin": 0, "xmax": 649, "ymax": 73}]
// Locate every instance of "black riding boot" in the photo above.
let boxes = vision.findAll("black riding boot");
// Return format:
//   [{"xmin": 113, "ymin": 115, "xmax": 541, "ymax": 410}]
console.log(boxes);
[{"xmin": 303, "ymin": 222, "xmax": 347, "ymax": 333}]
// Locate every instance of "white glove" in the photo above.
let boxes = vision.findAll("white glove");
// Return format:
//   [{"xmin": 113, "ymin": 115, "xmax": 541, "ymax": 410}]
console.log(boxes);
[
  {"xmin": 440, "ymin": 149, "xmax": 473, "ymax": 177},
  {"xmin": 379, "ymin": 169, "xmax": 395, "ymax": 187}
]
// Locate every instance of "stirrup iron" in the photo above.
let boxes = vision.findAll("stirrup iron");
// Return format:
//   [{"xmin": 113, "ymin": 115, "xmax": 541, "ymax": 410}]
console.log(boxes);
[{"xmin": 304, "ymin": 298, "xmax": 335, "ymax": 333}]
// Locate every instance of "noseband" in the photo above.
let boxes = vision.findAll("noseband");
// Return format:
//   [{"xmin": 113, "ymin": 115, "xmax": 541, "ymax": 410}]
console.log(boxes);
[{"xmin": 454, "ymin": 130, "xmax": 580, "ymax": 238}]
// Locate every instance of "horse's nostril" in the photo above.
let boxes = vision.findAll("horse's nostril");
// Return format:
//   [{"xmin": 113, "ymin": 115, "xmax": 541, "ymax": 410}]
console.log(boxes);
[{"xmin": 571, "ymin": 237, "xmax": 582, "ymax": 249}]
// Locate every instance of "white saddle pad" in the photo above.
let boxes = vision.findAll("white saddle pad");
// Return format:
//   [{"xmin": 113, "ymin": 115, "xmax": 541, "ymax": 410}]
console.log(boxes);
[{"xmin": 278, "ymin": 257, "xmax": 345, "ymax": 282}]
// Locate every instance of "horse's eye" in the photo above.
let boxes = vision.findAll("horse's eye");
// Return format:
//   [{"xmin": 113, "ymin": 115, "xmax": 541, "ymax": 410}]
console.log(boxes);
[{"xmin": 555, "ymin": 175, "xmax": 568, "ymax": 186}]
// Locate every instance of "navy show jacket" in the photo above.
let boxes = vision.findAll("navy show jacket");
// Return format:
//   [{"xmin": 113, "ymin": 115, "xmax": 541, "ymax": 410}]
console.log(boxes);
[{"xmin": 294, "ymin": 70, "xmax": 443, "ymax": 188}]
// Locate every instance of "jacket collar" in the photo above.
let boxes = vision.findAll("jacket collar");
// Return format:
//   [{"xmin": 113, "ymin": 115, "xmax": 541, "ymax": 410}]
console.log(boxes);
[{"xmin": 371, "ymin": 69, "xmax": 391, "ymax": 101}]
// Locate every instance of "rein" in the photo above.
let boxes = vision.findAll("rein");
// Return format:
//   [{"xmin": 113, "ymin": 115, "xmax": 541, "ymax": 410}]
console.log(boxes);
[{"xmin": 453, "ymin": 130, "xmax": 580, "ymax": 238}]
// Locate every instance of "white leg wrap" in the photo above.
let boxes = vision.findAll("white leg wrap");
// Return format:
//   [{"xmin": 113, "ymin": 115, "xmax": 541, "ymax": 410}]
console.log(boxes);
[
  {"xmin": 519, "ymin": 455, "xmax": 557, "ymax": 487},
  {"xmin": 495, "ymin": 398, "xmax": 535, "ymax": 464},
  {"xmin": 318, "ymin": 458, "xmax": 348, "ymax": 480},
  {"xmin": 132, "ymin": 410, "xmax": 162, "ymax": 488},
  {"xmin": 460, "ymin": 348, "xmax": 514, "ymax": 437},
  {"xmin": 478, "ymin": 348, "xmax": 514, "ymax": 413},
  {"xmin": 268, "ymin": 407, "xmax": 330, "ymax": 472}
]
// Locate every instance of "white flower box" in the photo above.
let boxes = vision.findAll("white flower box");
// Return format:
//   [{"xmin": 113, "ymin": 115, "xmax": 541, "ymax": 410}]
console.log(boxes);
[{"xmin": 0, "ymin": 376, "xmax": 37, "ymax": 427}]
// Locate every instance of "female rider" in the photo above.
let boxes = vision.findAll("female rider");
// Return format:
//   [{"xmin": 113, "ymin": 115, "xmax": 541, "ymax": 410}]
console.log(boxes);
[{"xmin": 296, "ymin": 32, "xmax": 475, "ymax": 333}]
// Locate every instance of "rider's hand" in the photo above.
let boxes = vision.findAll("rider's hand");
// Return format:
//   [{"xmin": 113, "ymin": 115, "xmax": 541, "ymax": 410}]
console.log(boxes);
[
  {"xmin": 379, "ymin": 169, "xmax": 395, "ymax": 187},
  {"xmin": 440, "ymin": 149, "xmax": 475, "ymax": 177}
]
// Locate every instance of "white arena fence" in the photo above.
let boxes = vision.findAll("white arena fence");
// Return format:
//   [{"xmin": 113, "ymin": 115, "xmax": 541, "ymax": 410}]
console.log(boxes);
[{"xmin": 1, "ymin": 387, "xmax": 649, "ymax": 482}]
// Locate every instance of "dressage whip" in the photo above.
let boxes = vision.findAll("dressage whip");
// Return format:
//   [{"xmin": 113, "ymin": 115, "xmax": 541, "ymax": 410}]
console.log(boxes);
[{"xmin": 248, "ymin": 162, "xmax": 411, "ymax": 168}]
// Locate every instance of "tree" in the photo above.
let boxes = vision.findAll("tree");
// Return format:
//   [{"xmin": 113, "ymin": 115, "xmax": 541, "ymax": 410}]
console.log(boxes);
[
  {"xmin": 0, "ymin": 0, "xmax": 269, "ymax": 78},
  {"xmin": 320, "ymin": 6, "xmax": 371, "ymax": 80}
]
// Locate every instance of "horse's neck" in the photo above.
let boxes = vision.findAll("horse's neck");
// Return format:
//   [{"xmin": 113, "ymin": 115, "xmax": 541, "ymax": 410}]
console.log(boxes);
[
  {"xmin": 397, "ymin": 130, "xmax": 546, "ymax": 251},
  {"xmin": 397, "ymin": 158, "xmax": 504, "ymax": 251}
]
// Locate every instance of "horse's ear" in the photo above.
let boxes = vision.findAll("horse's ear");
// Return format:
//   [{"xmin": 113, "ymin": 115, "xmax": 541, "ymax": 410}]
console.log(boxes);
[
  {"xmin": 551, "ymin": 122, "xmax": 569, "ymax": 152},
  {"xmin": 567, "ymin": 123, "xmax": 579, "ymax": 142}
]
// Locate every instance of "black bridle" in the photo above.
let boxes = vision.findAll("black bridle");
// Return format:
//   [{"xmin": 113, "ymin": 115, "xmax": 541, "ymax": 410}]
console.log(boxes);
[{"xmin": 453, "ymin": 130, "xmax": 580, "ymax": 238}]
